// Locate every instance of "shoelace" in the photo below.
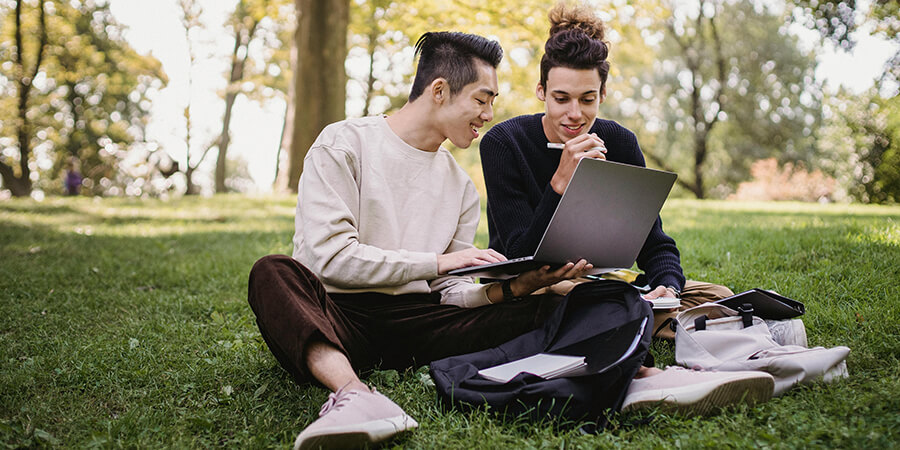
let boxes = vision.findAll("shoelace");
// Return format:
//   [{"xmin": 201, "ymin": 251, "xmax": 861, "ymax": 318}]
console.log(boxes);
[{"xmin": 318, "ymin": 388, "xmax": 359, "ymax": 417}]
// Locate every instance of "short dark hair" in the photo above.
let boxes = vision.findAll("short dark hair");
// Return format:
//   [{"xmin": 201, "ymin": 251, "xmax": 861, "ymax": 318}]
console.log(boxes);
[
  {"xmin": 408, "ymin": 31, "xmax": 503, "ymax": 102},
  {"xmin": 539, "ymin": 5, "xmax": 610, "ymax": 92}
]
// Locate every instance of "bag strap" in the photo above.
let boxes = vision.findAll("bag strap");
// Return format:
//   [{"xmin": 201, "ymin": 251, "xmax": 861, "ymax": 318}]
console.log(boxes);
[
  {"xmin": 694, "ymin": 315, "xmax": 708, "ymax": 331},
  {"xmin": 654, "ymin": 317, "xmax": 676, "ymax": 337},
  {"xmin": 675, "ymin": 302, "xmax": 739, "ymax": 330},
  {"xmin": 737, "ymin": 303, "xmax": 755, "ymax": 328}
]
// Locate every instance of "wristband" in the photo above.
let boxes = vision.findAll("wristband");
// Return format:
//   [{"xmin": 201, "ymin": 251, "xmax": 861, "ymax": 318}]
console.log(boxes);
[
  {"xmin": 501, "ymin": 278, "xmax": 517, "ymax": 301},
  {"xmin": 664, "ymin": 285, "xmax": 682, "ymax": 298}
]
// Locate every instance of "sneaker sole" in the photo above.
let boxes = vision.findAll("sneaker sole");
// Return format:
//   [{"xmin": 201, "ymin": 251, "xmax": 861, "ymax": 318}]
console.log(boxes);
[
  {"xmin": 294, "ymin": 414, "xmax": 418, "ymax": 450},
  {"xmin": 622, "ymin": 374, "xmax": 774, "ymax": 416}
]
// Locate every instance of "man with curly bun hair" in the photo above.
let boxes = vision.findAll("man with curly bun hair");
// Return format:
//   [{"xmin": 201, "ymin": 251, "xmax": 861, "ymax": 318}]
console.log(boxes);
[{"xmin": 480, "ymin": 3, "xmax": 775, "ymax": 415}]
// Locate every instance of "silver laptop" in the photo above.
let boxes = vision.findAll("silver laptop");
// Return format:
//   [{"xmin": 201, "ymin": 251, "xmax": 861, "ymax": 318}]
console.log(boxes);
[{"xmin": 449, "ymin": 158, "xmax": 677, "ymax": 279}]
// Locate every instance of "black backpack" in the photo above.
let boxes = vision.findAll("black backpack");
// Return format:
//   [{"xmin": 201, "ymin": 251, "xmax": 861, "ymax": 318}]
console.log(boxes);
[{"xmin": 429, "ymin": 280, "xmax": 652, "ymax": 429}]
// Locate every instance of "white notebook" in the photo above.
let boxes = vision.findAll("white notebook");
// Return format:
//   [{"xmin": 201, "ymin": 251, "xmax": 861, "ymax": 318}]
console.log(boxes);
[
  {"xmin": 477, "ymin": 353, "xmax": 586, "ymax": 384},
  {"xmin": 646, "ymin": 296, "xmax": 681, "ymax": 310}
]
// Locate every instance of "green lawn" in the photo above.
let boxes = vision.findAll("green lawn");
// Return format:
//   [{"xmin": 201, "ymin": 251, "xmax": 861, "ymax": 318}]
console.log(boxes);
[{"xmin": 2, "ymin": 195, "xmax": 899, "ymax": 448}]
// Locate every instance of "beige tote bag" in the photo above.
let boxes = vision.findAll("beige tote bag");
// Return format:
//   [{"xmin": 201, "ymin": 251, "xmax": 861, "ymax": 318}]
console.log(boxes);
[{"xmin": 674, "ymin": 303, "xmax": 849, "ymax": 396}]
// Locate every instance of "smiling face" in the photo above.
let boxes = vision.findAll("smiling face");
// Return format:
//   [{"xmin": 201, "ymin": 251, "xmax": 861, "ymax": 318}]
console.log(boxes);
[
  {"xmin": 537, "ymin": 67, "xmax": 606, "ymax": 143},
  {"xmin": 437, "ymin": 60, "xmax": 498, "ymax": 149}
]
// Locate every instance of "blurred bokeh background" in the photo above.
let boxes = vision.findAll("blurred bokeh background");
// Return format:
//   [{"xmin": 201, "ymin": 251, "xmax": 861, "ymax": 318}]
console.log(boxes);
[{"xmin": 2, "ymin": 0, "xmax": 898, "ymax": 203}]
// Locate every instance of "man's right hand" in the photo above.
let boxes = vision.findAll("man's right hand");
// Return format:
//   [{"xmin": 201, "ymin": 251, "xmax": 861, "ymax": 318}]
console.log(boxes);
[
  {"xmin": 549, "ymin": 133, "xmax": 607, "ymax": 194},
  {"xmin": 437, "ymin": 248, "xmax": 507, "ymax": 274}
]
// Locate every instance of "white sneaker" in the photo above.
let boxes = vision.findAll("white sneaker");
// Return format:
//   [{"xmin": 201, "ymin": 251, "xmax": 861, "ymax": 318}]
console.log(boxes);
[
  {"xmin": 622, "ymin": 366, "xmax": 775, "ymax": 416},
  {"xmin": 765, "ymin": 319, "xmax": 808, "ymax": 347},
  {"xmin": 293, "ymin": 386, "xmax": 418, "ymax": 450}
]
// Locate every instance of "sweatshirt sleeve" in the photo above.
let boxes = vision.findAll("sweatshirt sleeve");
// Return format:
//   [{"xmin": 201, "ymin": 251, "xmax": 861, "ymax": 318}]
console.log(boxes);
[
  {"xmin": 429, "ymin": 180, "xmax": 493, "ymax": 308},
  {"xmin": 480, "ymin": 132, "xmax": 562, "ymax": 258},
  {"xmin": 293, "ymin": 144, "xmax": 439, "ymax": 288}
]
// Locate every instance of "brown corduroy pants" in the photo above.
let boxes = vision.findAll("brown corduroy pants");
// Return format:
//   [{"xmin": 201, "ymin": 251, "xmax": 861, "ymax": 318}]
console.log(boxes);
[
  {"xmin": 247, "ymin": 255, "xmax": 564, "ymax": 385},
  {"xmin": 651, "ymin": 280, "xmax": 735, "ymax": 339}
]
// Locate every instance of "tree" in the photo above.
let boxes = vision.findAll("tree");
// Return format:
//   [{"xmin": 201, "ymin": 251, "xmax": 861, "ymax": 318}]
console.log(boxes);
[
  {"xmin": 0, "ymin": 0, "xmax": 46, "ymax": 197},
  {"xmin": 213, "ymin": 0, "xmax": 261, "ymax": 193},
  {"xmin": 346, "ymin": 0, "xmax": 410, "ymax": 118},
  {"xmin": 791, "ymin": 0, "xmax": 899, "ymax": 85},
  {"xmin": 274, "ymin": 0, "xmax": 349, "ymax": 193},
  {"xmin": 251, "ymin": 1, "xmax": 294, "ymax": 190},
  {"xmin": 272, "ymin": 0, "xmax": 702, "ymax": 194},
  {"xmin": 1, "ymin": 0, "xmax": 166, "ymax": 197},
  {"xmin": 341, "ymin": 0, "xmax": 664, "ymax": 132},
  {"xmin": 605, "ymin": 0, "xmax": 821, "ymax": 198},
  {"xmin": 51, "ymin": 1, "xmax": 166, "ymax": 196},
  {"xmin": 176, "ymin": 0, "xmax": 210, "ymax": 195},
  {"xmin": 818, "ymin": 89, "xmax": 900, "ymax": 203},
  {"xmin": 214, "ymin": 0, "xmax": 291, "ymax": 193}
]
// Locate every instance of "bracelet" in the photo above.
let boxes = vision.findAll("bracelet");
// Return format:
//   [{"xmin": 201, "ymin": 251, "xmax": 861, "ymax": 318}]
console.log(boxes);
[
  {"xmin": 501, "ymin": 278, "xmax": 517, "ymax": 302},
  {"xmin": 664, "ymin": 285, "xmax": 682, "ymax": 298}
]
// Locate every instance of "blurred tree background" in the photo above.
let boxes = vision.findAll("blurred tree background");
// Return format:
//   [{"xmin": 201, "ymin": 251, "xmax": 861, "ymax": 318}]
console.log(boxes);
[
  {"xmin": 1, "ymin": 0, "xmax": 898, "ymax": 202},
  {"xmin": 1, "ymin": 0, "xmax": 167, "ymax": 197}
]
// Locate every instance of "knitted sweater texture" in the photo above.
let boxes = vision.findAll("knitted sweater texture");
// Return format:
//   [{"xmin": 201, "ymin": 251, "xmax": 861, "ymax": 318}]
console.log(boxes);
[{"xmin": 479, "ymin": 113, "xmax": 685, "ymax": 290}]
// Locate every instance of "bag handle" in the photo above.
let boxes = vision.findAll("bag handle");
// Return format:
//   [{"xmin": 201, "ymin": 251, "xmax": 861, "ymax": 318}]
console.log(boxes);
[
  {"xmin": 694, "ymin": 315, "xmax": 708, "ymax": 331},
  {"xmin": 738, "ymin": 303, "xmax": 754, "ymax": 328}
]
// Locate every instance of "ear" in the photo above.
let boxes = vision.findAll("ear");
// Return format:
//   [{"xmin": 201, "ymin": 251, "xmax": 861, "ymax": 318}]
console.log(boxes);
[
  {"xmin": 536, "ymin": 82, "xmax": 546, "ymax": 101},
  {"xmin": 430, "ymin": 78, "xmax": 448, "ymax": 104},
  {"xmin": 599, "ymin": 86, "xmax": 607, "ymax": 104}
]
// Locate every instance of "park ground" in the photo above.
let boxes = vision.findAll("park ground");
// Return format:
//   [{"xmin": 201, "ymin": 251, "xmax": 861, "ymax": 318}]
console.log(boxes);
[{"xmin": 1, "ymin": 195, "xmax": 899, "ymax": 448}]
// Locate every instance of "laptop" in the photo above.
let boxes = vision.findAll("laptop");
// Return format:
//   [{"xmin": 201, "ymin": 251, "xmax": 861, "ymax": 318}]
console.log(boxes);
[{"xmin": 448, "ymin": 158, "xmax": 677, "ymax": 279}]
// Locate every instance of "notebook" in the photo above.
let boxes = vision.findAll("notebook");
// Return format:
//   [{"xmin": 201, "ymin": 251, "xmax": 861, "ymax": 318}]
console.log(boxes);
[
  {"xmin": 477, "ymin": 316, "xmax": 649, "ymax": 383},
  {"xmin": 449, "ymin": 158, "xmax": 677, "ymax": 279},
  {"xmin": 715, "ymin": 289, "xmax": 805, "ymax": 320},
  {"xmin": 477, "ymin": 353, "xmax": 587, "ymax": 383}
]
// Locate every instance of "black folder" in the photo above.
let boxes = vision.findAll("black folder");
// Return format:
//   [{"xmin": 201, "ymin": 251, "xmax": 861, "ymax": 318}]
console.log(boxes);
[{"xmin": 714, "ymin": 289, "xmax": 805, "ymax": 320}]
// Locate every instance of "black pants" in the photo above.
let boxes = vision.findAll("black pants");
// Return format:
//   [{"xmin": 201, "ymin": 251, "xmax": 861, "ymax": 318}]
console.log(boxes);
[{"xmin": 247, "ymin": 255, "xmax": 564, "ymax": 384}]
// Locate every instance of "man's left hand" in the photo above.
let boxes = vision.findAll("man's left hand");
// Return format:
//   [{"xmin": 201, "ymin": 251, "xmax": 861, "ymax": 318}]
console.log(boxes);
[
  {"xmin": 643, "ymin": 285, "xmax": 678, "ymax": 300},
  {"xmin": 512, "ymin": 259, "xmax": 594, "ymax": 297}
]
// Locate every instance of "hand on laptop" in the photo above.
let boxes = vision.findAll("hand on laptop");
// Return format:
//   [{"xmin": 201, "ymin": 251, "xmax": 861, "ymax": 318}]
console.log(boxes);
[
  {"xmin": 513, "ymin": 259, "xmax": 594, "ymax": 296},
  {"xmin": 437, "ymin": 248, "xmax": 507, "ymax": 274},
  {"xmin": 549, "ymin": 133, "xmax": 607, "ymax": 194}
]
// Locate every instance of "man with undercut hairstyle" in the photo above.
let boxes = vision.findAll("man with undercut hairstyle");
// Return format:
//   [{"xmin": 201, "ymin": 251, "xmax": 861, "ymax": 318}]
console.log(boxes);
[{"xmin": 248, "ymin": 31, "xmax": 593, "ymax": 449}]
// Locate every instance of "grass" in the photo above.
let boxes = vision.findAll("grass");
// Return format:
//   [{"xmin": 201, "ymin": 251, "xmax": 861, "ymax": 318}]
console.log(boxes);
[{"xmin": 1, "ymin": 194, "xmax": 899, "ymax": 448}]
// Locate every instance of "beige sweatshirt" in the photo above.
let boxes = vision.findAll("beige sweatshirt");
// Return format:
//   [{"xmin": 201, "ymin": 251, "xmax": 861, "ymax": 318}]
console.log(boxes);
[{"xmin": 292, "ymin": 116, "xmax": 491, "ymax": 308}]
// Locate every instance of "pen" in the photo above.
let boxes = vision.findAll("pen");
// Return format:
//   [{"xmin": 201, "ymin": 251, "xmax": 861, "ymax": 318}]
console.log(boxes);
[{"xmin": 547, "ymin": 142, "xmax": 606, "ymax": 152}]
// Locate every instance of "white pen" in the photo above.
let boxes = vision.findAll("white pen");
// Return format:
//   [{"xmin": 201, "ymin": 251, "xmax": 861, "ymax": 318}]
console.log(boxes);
[{"xmin": 547, "ymin": 142, "xmax": 606, "ymax": 152}]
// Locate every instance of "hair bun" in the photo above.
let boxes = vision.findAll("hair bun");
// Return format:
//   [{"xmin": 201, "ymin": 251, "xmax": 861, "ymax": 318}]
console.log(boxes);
[{"xmin": 548, "ymin": 3, "xmax": 605, "ymax": 41}]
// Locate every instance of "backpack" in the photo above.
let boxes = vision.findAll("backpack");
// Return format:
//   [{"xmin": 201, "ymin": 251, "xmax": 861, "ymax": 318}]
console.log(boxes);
[{"xmin": 429, "ymin": 280, "xmax": 652, "ymax": 429}]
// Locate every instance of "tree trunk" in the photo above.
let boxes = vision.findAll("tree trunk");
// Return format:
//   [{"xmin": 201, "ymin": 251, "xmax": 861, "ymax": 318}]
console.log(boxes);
[
  {"xmin": 362, "ymin": 10, "xmax": 379, "ymax": 117},
  {"xmin": 692, "ymin": 134, "xmax": 707, "ymax": 199},
  {"xmin": 0, "ymin": 164, "xmax": 32, "ymax": 197},
  {"xmin": 274, "ymin": 0, "xmax": 349, "ymax": 193},
  {"xmin": 273, "ymin": 106, "xmax": 288, "ymax": 189},
  {"xmin": 3, "ymin": 0, "xmax": 47, "ymax": 197},
  {"xmin": 184, "ymin": 104, "xmax": 197, "ymax": 195},
  {"xmin": 186, "ymin": 165, "xmax": 198, "ymax": 195},
  {"xmin": 215, "ymin": 17, "xmax": 257, "ymax": 193}
]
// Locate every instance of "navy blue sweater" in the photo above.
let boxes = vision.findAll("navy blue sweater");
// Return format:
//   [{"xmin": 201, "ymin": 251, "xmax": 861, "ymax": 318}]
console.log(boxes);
[{"xmin": 479, "ymin": 113, "xmax": 685, "ymax": 291}]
